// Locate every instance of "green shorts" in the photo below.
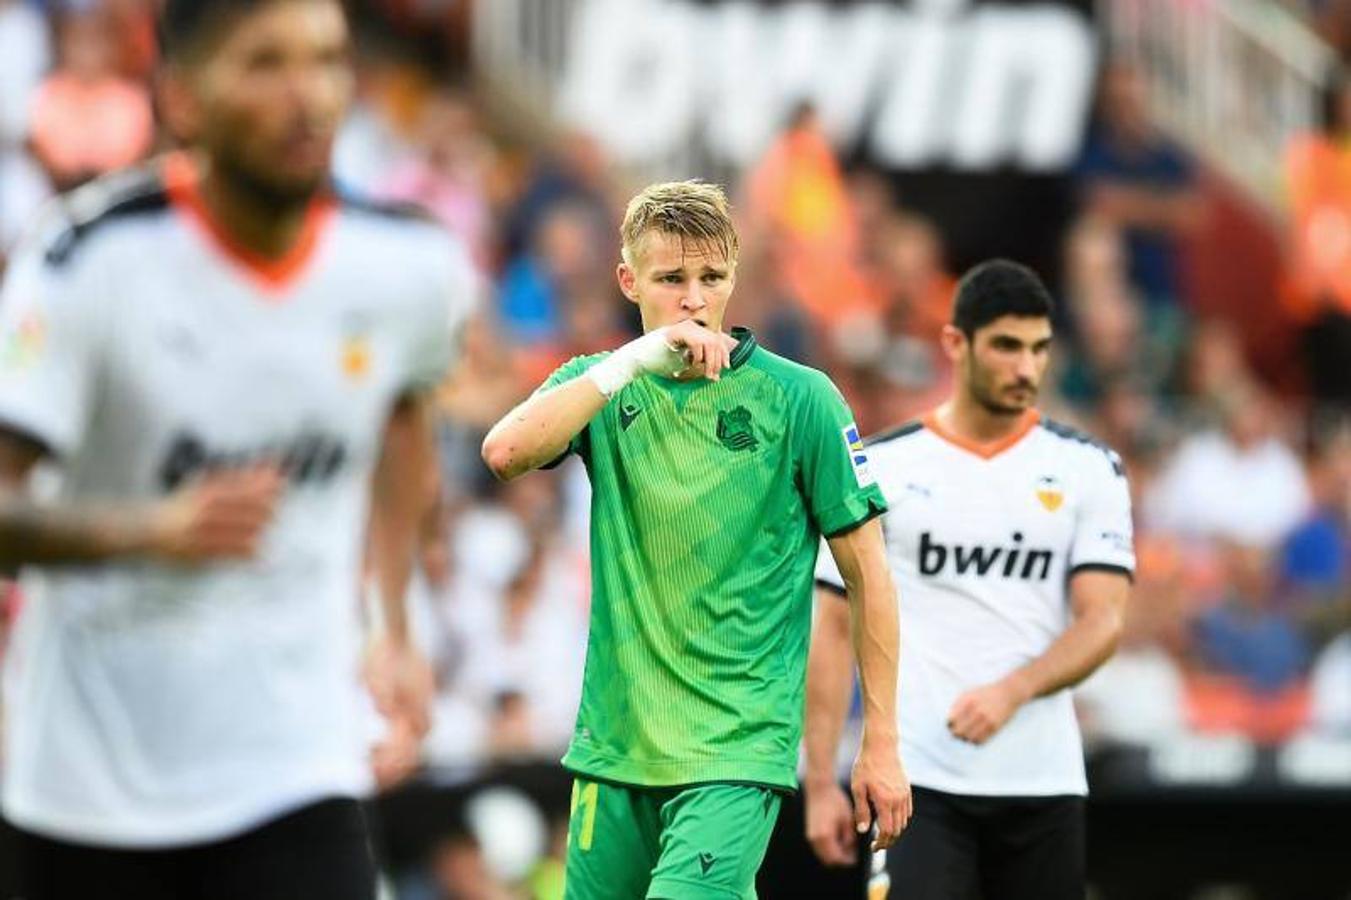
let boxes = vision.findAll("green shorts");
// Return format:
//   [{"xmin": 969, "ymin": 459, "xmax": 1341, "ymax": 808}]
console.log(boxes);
[{"xmin": 563, "ymin": 777, "xmax": 783, "ymax": 900}]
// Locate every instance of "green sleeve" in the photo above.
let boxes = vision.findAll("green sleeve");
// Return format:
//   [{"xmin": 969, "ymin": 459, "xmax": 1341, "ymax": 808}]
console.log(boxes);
[
  {"xmin": 535, "ymin": 352, "xmax": 610, "ymax": 467},
  {"xmin": 792, "ymin": 371, "xmax": 888, "ymax": 537}
]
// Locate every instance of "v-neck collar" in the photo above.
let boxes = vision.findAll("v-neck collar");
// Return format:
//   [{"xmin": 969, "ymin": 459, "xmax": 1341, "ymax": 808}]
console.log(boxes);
[
  {"xmin": 164, "ymin": 153, "xmax": 334, "ymax": 297},
  {"xmin": 728, "ymin": 326, "xmax": 757, "ymax": 369},
  {"xmin": 922, "ymin": 408, "xmax": 1040, "ymax": 460}
]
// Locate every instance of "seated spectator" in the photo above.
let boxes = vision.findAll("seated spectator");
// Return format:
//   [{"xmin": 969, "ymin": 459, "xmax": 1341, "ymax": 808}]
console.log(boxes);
[
  {"xmin": 1281, "ymin": 423, "xmax": 1351, "ymax": 643},
  {"xmin": 419, "ymin": 477, "xmax": 589, "ymax": 770},
  {"xmin": 1075, "ymin": 60, "xmax": 1204, "ymax": 308},
  {"xmin": 28, "ymin": 8, "xmax": 153, "ymax": 191},
  {"xmin": 379, "ymin": 88, "xmax": 495, "ymax": 270},
  {"xmin": 1193, "ymin": 542, "xmax": 1311, "ymax": 696},
  {"xmin": 1077, "ymin": 536, "xmax": 1190, "ymax": 746},
  {"xmin": 497, "ymin": 200, "xmax": 609, "ymax": 346},
  {"xmin": 1283, "ymin": 71, "xmax": 1351, "ymax": 405},
  {"xmin": 1146, "ymin": 381, "xmax": 1311, "ymax": 547}
]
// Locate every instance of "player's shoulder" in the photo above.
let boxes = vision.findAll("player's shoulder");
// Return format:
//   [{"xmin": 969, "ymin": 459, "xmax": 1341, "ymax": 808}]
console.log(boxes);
[
  {"xmin": 742, "ymin": 343, "xmax": 840, "ymax": 402},
  {"xmin": 865, "ymin": 418, "xmax": 926, "ymax": 450},
  {"xmin": 1036, "ymin": 415, "xmax": 1126, "ymax": 478},
  {"xmin": 41, "ymin": 163, "xmax": 173, "ymax": 268},
  {"xmin": 333, "ymin": 183, "xmax": 444, "ymax": 240}
]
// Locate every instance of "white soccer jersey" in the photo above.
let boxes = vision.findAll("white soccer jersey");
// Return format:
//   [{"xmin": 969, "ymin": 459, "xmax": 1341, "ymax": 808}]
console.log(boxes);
[
  {"xmin": 817, "ymin": 410, "xmax": 1134, "ymax": 797},
  {"xmin": 0, "ymin": 157, "xmax": 474, "ymax": 847}
]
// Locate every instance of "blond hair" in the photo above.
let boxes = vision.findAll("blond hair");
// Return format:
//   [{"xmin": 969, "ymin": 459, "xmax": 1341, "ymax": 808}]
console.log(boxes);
[{"xmin": 620, "ymin": 180, "xmax": 739, "ymax": 267}]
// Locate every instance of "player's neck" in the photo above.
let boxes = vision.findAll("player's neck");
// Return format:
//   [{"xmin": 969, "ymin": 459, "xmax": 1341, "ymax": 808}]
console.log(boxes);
[
  {"xmin": 937, "ymin": 395, "xmax": 1033, "ymax": 446},
  {"xmin": 196, "ymin": 162, "xmax": 316, "ymax": 262}
]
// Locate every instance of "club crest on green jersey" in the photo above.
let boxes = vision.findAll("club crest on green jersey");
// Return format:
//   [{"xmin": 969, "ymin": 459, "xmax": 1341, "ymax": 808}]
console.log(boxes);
[{"xmin": 716, "ymin": 406, "xmax": 758, "ymax": 452}]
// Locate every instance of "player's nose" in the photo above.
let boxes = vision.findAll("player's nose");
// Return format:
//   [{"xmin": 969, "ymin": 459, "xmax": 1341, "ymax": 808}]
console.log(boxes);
[{"xmin": 681, "ymin": 283, "xmax": 707, "ymax": 312}]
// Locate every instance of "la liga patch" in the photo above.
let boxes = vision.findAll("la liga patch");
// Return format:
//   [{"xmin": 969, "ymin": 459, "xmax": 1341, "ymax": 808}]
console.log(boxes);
[{"xmin": 842, "ymin": 422, "xmax": 874, "ymax": 487}]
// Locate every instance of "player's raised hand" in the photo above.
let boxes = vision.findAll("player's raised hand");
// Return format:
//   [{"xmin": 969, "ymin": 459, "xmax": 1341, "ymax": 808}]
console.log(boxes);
[
  {"xmin": 148, "ymin": 464, "xmax": 284, "ymax": 563},
  {"xmin": 947, "ymin": 679, "xmax": 1026, "ymax": 744},
  {"xmin": 804, "ymin": 778, "xmax": 859, "ymax": 866},
  {"xmin": 659, "ymin": 320, "xmax": 740, "ymax": 381},
  {"xmin": 850, "ymin": 737, "xmax": 913, "ymax": 852}
]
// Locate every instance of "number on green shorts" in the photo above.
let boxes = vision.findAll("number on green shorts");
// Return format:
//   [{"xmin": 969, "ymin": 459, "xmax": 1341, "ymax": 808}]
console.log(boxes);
[{"xmin": 569, "ymin": 780, "xmax": 599, "ymax": 851}]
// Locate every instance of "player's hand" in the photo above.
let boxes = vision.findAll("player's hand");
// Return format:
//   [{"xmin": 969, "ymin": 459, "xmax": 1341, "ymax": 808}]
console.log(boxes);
[
  {"xmin": 657, "ymin": 320, "xmax": 739, "ymax": 381},
  {"xmin": 365, "ymin": 636, "xmax": 435, "ymax": 739},
  {"xmin": 147, "ymin": 465, "xmax": 284, "ymax": 562},
  {"xmin": 850, "ymin": 736, "xmax": 912, "ymax": 852},
  {"xmin": 804, "ymin": 778, "xmax": 859, "ymax": 867},
  {"xmin": 371, "ymin": 710, "xmax": 421, "ymax": 790},
  {"xmin": 947, "ymin": 679, "xmax": 1026, "ymax": 744}
]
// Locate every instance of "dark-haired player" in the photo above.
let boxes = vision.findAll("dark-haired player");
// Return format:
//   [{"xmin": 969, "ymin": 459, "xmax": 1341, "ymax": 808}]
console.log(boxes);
[
  {"xmin": 0, "ymin": 0, "xmax": 473, "ymax": 896},
  {"xmin": 804, "ymin": 260, "xmax": 1134, "ymax": 899}
]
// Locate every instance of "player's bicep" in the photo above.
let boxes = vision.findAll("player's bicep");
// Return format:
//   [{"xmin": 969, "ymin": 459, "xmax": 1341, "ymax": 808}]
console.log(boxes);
[
  {"xmin": 1067, "ymin": 568, "xmax": 1130, "ymax": 626},
  {"xmin": 824, "ymin": 517, "xmax": 888, "ymax": 598},
  {"xmin": 795, "ymin": 376, "xmax": 885, "ymax": 536},
  {"xmin": 1069, "ymin": 449, "xmax": 1135, "ymax": 576}
]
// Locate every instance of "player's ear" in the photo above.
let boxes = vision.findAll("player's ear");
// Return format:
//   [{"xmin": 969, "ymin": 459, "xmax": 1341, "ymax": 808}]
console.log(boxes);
[
  {"xmin": 939, "ymin": 324, "xmax": 966, "ymax": 364},
  {"xmin": 157, "ymin": 65, "xmax": 202, "ymax": 145},
  {"xmin": 616, "ymin": 261, "xmax": 639, "ymax": 304}
]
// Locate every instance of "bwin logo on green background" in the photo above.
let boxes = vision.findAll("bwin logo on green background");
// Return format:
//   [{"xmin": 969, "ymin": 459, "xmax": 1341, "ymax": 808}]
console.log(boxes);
[{"xmin": 716, "ymin": 406, "xmax": 758, "ymax": 452}]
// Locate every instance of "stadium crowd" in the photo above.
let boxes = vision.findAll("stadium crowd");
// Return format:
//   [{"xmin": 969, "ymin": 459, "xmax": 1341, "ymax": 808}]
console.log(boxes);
[{"xmin": 0, "ymin": 1, "xmax": 1349, "ymax": 897}]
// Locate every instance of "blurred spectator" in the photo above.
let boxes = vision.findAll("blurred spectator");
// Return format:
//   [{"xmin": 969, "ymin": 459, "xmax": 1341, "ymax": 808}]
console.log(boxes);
[
  {"xmin": 1076, "ymin": 60, "xmax": 1203, "ymax": 307},
  {"xmin": 1057, "ymin": 216, "xmax": 1176, "ymax": 409},
  {"xmin": 1283, "ymin": 71, "xmax": 1351, "ymax": 405},
  {"xmin": 500, "ymin": 129, "xmax": 617, "ymax": 267},
  {"xmin": 1193, "ymin": 542, "xmax": 1310, "ymax": 696},
  {"xmin": 380, "ymin": 88, "xmax": 495, "ymax": 270},
  {"xmin": 1280, "ymin": 423, "xmax": 1351, "ymax": 642},
  {"xmin": 436, "ymin": 313, "xmax": 527, "ymax": 499},
  {"xmin": 743, "ymin": 102, "xmax": 876, "ymax": 327},
  {"xmin": 1076, "ymin": 536, "xmax": 1190, "ymax": 746},
  {"xmin": 27, "ymin": 8, "xmax": 153, "ymax": 191},
  {"xmin": 1146, "ymin": 381, "xmax": 1311, "ymax": 547},
  {"xmin": 497, "ymin": 200, "xmax": 612, "ymax": 349},
  {"xmin": 420, "ymin": 478, "xmax": 588, "ymax": 770}
]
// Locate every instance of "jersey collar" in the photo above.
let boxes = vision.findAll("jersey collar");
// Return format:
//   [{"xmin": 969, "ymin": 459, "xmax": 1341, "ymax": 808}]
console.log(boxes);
[
  {"xmin": 922, "ymin": 408, "xmax": 1040, "ymax": 460},
  {"xmin": 729, "ymin": 326, "xmax": 757, "ymax": 369},
  {"xmin": 164, "ymin": 152, "xmax": 335, "ymax": 296}
]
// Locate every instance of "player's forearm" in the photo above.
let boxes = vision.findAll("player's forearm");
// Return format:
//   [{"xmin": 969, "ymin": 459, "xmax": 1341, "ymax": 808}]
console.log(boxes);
[
  {"xmin": 848, "ymin": 563, "xmax": 900, "ymax": 748},
  {"xmin": 0, "ymin": 500, "xmax": 160, "ymax": 567},
  {"xmin": 372, "ymin": 396, "xmax": 438, "ymax": 644},
  {"xmin": 804, "ymin": 590, "xmax": 855, "ymax": 789},
  {"xmin": 481, "ymin": 377, "xmax": 608, "ymax": 480},
  {"xmin": 1001, "ymin": 603, "xmax": 1124, "ymax": 704}
]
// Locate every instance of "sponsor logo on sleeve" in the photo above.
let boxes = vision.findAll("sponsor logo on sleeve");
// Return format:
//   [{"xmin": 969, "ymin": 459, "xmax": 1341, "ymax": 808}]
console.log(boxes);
[
  {"xmin": 0, "ymin": 310, "xmax": 46, "ymax": 372},
  {"xmin": 842, "ymin": 423, "xmax": 874, "ymax": 487}
]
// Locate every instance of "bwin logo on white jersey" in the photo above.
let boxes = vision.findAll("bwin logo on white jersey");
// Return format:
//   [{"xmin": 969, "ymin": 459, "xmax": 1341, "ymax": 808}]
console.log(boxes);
[{"xmin": 918, "ymin": 530, "xmax": 1053, "ymax": 581}]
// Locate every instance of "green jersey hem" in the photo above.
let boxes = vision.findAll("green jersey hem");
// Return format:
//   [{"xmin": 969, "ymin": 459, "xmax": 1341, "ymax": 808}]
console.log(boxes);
[{"xmin": 562, "ymin": 746, "xmax": 797, "ymax": 792}]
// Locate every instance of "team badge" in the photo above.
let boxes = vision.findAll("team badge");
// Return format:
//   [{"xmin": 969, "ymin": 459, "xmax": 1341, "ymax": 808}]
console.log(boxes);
[
  {"xmin": 0, "ymin": 309, "xmax": 46, "ymax": 372},
  {"xmin": 1035, "ymin": 474, "xmax": 1063, "ymax": 511},
  {"xmin": 716, "ymin": 406, "xmax": 758, "ymax": 452},
  {"xmin": 340, "ymin": 333, "xmax": 372, "ymax": 381},
  {"xmin": 842, "ymin": 423, "xmax": 875, "ymax": 487}
]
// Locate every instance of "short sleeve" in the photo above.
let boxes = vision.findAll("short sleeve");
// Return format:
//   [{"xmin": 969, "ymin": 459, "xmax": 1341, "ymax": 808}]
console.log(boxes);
[
  {"xmin": 535, "ymin": 352, "xmax": 609, "ymax": 468},
  {"xmin": 1069, "ymin": 447, "xmax": 1136, "ymax": 578},
  {"xmin": 814, "ymin": 536, "xmax": 847, "ymax": 595},
  {"xmin": 0, "ymin": 241, "xmax": 100, "ymax": 458},
  {"xmin": 404, "ymin": 237, "xmax": 478, "ymax": 393},
  {"xmin": 793, "ymin": 371, "xmax": 887, "ymax": 538}
]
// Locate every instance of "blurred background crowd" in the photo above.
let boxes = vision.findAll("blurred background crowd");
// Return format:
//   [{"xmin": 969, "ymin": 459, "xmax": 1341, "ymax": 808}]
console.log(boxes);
[{"xmin": 1, "ymin": 0, "xmax": 1350, "ymax": 898}]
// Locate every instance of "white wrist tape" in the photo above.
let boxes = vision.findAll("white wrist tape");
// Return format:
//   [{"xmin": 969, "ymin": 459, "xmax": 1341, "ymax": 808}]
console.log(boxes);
[{"xmin": 587, "ymin": 329, "xmax": 685, "ymax": 398}]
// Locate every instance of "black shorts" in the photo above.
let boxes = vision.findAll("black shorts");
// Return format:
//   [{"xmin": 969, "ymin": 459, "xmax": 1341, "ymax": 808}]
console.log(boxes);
[
  {"xmin": 880, "ymin": 786, "xmax": 1085, "ymax": 900},
  {"xmin": 7, "ymin": 796, "xmax": 376, "ymax": 900}
]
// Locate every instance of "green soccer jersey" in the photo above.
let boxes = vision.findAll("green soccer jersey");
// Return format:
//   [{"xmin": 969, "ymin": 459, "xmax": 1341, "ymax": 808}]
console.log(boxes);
[{"xmin": 541, "ymin": 327, "xmax": 886, "ymax": 790}]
